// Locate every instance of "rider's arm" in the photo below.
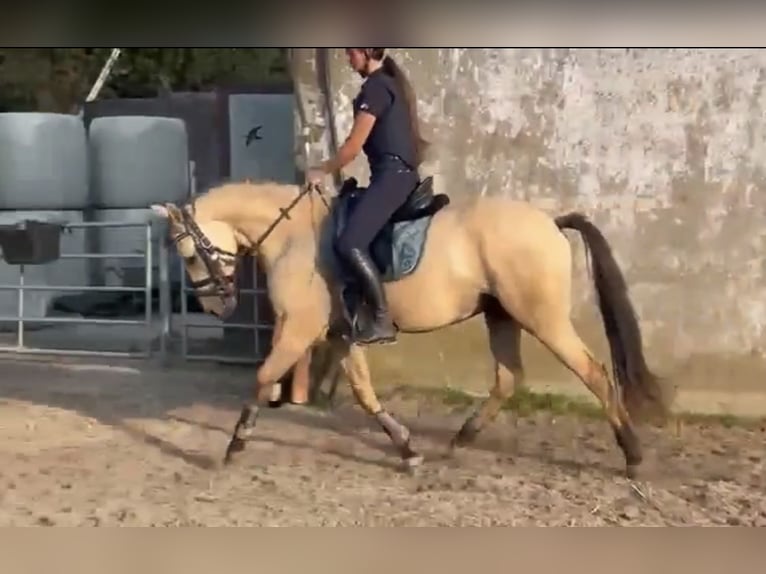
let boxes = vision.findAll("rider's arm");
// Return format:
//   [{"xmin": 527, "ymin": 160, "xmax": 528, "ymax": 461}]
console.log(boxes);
[
  {"xmin": 319, "ymin": 79, "xmax": 393, "ymax": 174},
  {"xmin": 320, "ymin": 111, "xmax": 376, "ymax": 174}
]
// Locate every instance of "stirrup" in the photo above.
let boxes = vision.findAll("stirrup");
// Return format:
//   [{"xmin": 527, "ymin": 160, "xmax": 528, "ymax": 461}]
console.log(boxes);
[
  {"xmin": 353, "ymin": 330, "xmax": 397, "ymax": 346},
  {"xmin": 351, "ymin": 314, "xmax": 397, "ymax": 346}
]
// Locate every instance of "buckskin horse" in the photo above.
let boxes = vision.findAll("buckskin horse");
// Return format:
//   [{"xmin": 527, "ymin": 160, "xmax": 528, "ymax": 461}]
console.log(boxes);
[{"xmin": 151, "ymin": 176, "xmax": 669, "ymax": 479}]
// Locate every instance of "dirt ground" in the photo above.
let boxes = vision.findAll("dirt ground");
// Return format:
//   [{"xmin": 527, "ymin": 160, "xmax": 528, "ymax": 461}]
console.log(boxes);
[{"xmin": 0, "ymin": 356, "xmax": 764, "ymax": 527}]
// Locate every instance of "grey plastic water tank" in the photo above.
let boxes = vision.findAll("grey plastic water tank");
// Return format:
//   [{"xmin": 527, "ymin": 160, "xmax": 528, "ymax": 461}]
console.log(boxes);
[
  {"xmin": 88, "ymin": 116, "xmax": 190, "ymax": 209},
  {"xmin": 0, "ymin": 113, "xmax": 89, "ymax": 210},
  {"xmin": 90, "ymin": 207, "xmax": 181, "ymax": 290}
]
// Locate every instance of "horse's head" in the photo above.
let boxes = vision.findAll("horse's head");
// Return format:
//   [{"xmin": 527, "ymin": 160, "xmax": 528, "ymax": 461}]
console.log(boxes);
[{"xmin": 151, "ymin": 202, "xmax": 240, "ymax": 320}]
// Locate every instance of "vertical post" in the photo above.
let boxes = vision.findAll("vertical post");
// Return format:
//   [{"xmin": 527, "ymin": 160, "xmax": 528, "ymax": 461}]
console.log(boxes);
[
  {"xmin": 158, "ymin": 219, "xmax": 170, "ymax": 364},
  {"xmin": 253, "ymin": 253, "xmax": 261, "ymax": 367},
  {"xmin": 17, "ymin": 264, "xmax": 25, "ymax": 349},
  {"xmin": 180, "ymin": 160, "xmax": 195, "ymax": 361},
  {"xmin": 180, "ymin": 250, "xmax": 188, "ymax": 360},
  {"xmin": 188, "ymin": 160, "xmax": 197, "ymax": 201},
  {"xmin": 144, "ymin": 220, "xmax": 153, "ymax": 357}
]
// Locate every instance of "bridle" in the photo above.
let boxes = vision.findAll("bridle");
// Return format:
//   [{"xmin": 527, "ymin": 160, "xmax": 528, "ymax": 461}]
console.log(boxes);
[
  {"xmin": 171, "ymin": 205, "xmax": 239, "ymax": 299},
  {"xmin": 171, "ymin": 182, "xmax": 330, "ymax": 301}
]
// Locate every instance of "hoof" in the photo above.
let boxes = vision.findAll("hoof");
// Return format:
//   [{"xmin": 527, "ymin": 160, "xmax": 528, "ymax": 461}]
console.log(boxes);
[
  {"xmin": 452, "ymin": 417, "xmax": 480, "ymax": 451},
  {"xmin": 625, "ymin": 464, "xmax": 639, "ymax": 480},
  {"xmin": 400, "ymin": 454, "xmax": 424, "ymax": 475},
  {"xmin": 223, "ymin": 437, "xmax": 246, "ymax": 465},
  {"xmin": 449, "ymin": 436, "xmax": 465, "ymax": 450},
  {"xmin": 445, "ymin": 439, "xmax": 463, "ymax": 460}
]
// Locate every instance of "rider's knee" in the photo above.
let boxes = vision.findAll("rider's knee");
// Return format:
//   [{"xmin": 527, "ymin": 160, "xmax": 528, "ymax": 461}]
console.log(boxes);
[{"xmin": 334, "ymin": 232, "xmax": 358, "ymax": 259}]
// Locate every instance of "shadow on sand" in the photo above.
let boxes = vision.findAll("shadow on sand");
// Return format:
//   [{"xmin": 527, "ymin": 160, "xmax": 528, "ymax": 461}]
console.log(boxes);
[{"xmin": 0, "ymin": 356, "xmax": 637, "ymax": 479}]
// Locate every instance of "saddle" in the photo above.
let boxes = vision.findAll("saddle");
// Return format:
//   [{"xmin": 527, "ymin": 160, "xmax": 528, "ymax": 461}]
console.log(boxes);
[
  {"xmin": 339, "ymin": 175, "xmax": 450, "ymax": 224},
  {"xmin": 333, "ymin": 175, "xmax": 450, "ymax": 283}
]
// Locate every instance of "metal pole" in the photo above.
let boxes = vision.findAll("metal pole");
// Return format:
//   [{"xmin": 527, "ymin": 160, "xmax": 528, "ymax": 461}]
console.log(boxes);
[
  {"xmin": 180, "ymin": 160, "xmax": 195, "ymax": 359},
  {"xmin": 188, "ymin": 160, "xmax": 197, "ymax": 200},
  {"xmin": 85, "ymin": 48, "xmax": 122, "ymax": 104},
  {"xmin": 17, "ymin": 264, "xmax": 24, "ymax": 349},
  {"xmin": 158, "ymin": 221, "xmax": 170, "ymax": 364},
  {"xmin": 303, "ymin": 126, "xmax": 312, "ymax": 174},
  {"xmin": 180, "ymin": 259, "xmax": 188, "ymax": 360},
  {"xmin": 144, "ymin": 221, "xmax": 153, "ymax": 357},
  {"xmin": 253, "ymin": 260, "xmax": 261, "ymax": 360}
]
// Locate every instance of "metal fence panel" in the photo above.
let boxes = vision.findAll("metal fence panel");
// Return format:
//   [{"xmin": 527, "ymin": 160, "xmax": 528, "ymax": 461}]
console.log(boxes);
[{"xmin": 0, "ymin": 219, "xmax": 161, "ymax": 359}]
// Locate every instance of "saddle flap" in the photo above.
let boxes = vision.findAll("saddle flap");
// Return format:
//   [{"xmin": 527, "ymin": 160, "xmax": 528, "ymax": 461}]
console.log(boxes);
[
  {"xmin": 391, "ymin": 176, "xmax": 451, "ymax": 223},
  {"xmin": 403, "ymin": 176, "xmax": 434, "ymax": 212}
]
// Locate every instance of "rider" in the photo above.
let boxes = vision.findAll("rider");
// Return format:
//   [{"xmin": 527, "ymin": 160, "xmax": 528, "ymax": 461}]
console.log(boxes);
[{"xmin": 308, "ymin": 48, "xmax": 429, "ymax": 346}]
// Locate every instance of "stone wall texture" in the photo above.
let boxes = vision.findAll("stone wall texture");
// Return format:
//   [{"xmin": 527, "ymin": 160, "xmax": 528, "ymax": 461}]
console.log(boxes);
[{"xmin": 292, "ymin": 48, "xmax": 766, "ymax": 407}]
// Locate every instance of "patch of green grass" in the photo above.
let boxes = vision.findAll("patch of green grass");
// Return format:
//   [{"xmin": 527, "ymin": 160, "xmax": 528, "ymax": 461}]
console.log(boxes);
[
  {"xmin": 384, "ymin": 384, "xmax": 602, "ymax": 418},
  {"xmin": 304, "ymin": 379, "xmax": 764, "ymax": 429},
  {"xmin": 441, "ymin": 387, "xmax": 479, "ymax": 408},
  {"xmin": 385, "ymin": 384, "xmax": 476, "ymax": 408},
  {"xmin": 502, "ymin": 387, "xmax": 603, "ymax": 419},
  {"xmin": 379, "ymin": 385, "xmax": 764, "ymax": 428}
]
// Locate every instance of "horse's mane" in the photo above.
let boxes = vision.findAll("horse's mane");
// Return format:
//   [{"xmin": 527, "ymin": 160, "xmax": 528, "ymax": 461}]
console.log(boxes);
[
  {"xmin": 191, "ymin": 180, "xmax": 291, "ymax": 216},
  {"xmin": 191, "ymin": 178, "xmax": 333, "ymax": 229},
  {"xmin": 193, "ymin": 179, "xmax": 299, "ymax": 207}
]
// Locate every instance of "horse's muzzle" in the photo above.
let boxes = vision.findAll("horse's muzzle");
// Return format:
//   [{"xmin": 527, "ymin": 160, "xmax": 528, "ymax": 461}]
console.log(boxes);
[{"xmin": 218, "ymin": 295, "xmax": 238, "ymax": 320}]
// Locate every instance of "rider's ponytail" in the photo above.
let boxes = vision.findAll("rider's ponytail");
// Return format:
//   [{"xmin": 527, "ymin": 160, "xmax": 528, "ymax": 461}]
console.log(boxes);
[{"xmin": 373, "ymin": 51, "xmax": 429, "ymax": 167}]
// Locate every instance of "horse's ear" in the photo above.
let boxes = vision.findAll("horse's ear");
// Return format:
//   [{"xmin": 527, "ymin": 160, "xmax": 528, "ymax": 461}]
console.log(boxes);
[
  {"xmin": 150, "ymin": 203, "xmax": 183, "ymax": 223},
  {"xmin": 150, "ymin": 204, "xmax": 170, "ymax": 218}
]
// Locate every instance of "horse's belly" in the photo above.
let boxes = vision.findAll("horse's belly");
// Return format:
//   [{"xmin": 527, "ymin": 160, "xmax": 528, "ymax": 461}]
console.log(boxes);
[{"xmin": 385, "ymin": 224, "xmax": 484, "ymax": 331}]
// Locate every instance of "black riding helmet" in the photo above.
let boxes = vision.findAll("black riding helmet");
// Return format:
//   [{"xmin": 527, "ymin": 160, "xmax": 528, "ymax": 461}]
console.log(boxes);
[{"xmin": 345, "ymin": 48, "xmax": 387, "ymax": 60}]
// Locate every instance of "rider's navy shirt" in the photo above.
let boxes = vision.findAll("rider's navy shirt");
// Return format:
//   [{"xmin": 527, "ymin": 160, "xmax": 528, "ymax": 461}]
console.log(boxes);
[{"xmin": 353, "ymin": 67, "xmax": 417, "ymax": 174}]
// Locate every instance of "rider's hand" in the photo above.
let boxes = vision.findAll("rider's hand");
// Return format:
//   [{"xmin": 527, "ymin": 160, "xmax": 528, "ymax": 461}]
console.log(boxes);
[{"xmin": 306, "ymin": 167, "xmax": 325, "ymax": 186}]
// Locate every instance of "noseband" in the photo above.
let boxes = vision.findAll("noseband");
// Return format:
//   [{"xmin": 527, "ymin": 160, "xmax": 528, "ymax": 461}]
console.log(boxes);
[{"xmin": 173, "ymin": 207, "xmax": 239, "ymax": 299}]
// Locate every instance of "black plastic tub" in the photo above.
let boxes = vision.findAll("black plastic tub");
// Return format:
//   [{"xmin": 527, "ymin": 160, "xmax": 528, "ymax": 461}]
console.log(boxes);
[{"xmin": 0, "ymin": 219, "xmax": 63, "ymax": 265}]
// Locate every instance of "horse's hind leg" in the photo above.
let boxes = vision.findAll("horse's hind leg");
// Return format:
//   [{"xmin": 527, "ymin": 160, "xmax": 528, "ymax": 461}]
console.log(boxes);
[
  {"xmin": 327, "ymin": 337, "xmax": 423, "ymax": 470},
  {"xmin": 451, "ymin": 304, "xmax": 524, "ymax": 451},
  {"xmin": 533, "ymin": 319, "xmax": 642, "ymax": 478}
]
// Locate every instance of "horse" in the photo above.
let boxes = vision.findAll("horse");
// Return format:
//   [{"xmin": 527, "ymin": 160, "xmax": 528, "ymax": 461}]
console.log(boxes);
[{"xmin": 150, "ymin": 176, "xmax": 669, "ymax": 479}]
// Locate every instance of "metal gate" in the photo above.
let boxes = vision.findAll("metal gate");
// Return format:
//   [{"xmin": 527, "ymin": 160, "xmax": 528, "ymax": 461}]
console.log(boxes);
[
  {"xmin": 0, "ymin": 218, "xmax": 163, "ymax": 359},
  {"xmin": 173, "ymin": 253, "xmax": 274, "ymax": 365},
  {"xmin": 0, "ymin": 217, "xmax": 276, "ymax": 366}
]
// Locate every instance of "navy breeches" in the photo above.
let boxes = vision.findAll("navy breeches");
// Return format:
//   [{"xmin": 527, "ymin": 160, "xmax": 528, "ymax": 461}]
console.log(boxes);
[{"xmin": 335, "ymin": 166, "xmax": 418, "ymax": 259}]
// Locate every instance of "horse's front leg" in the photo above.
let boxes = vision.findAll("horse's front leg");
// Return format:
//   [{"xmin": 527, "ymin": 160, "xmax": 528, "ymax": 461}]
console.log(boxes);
[
  {"xmin": 223, "ymin": 316, "xmax": 317, "ymax": 465},
  {"xmin": 334, "ymin": 341, "xmax": 423, "ymax": 471},
  {"xmin": 256, "ymin": 320, "xmax": 313, "ymax": 407}
]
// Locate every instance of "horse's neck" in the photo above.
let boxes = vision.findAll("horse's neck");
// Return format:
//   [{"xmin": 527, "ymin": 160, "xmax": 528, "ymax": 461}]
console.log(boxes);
[
  {"xmin": 254, "ymin": 194, "xmax": 334, "ymax": 277},
  {"xmin": 201, "ymin": 187, "xmax": 328, "ymax": 271}
]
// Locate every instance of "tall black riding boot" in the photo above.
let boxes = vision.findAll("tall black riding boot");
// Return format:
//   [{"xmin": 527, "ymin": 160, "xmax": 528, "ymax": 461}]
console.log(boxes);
[{"xmin": 344, "ymin": 248, "xmax": 397, "ymax": 345}]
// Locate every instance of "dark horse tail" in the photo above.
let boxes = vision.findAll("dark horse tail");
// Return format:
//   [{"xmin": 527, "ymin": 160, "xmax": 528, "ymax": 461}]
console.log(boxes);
[{"xmin": 555, "ymin": 212, "xmax": 670, "ymax": 423}]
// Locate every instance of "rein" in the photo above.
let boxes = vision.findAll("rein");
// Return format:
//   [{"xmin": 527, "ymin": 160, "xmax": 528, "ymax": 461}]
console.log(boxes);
[{"xmin": 249, "ymin": 181, "xmax": 330, "ymax": 252}]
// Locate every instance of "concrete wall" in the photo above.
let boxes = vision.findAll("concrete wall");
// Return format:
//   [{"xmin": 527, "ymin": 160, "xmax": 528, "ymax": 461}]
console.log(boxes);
[{"xmin": 292, "ymin": 49, "xmax": 766, "ymax": 413}]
